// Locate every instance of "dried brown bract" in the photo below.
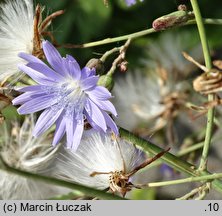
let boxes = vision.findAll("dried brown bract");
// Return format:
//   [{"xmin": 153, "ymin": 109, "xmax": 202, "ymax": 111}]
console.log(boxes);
[
  {"xmin": 183, "ymin": 52, "xmax": 222, "ymax": 95},
  {"xmin": 161, "ymin": 91, "xmax": 188, "ymax": 117},
  {"xmin": 150, "ymin": 91, "xmax": 188, "ymax": 137},
  {"xmin": 32, "ymin": 4, "xmax": 64, "ymax": 58}
]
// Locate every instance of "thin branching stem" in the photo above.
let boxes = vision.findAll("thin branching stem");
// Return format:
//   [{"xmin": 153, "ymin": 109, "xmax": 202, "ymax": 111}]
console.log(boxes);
[
  {"xmin": 107, "ymin": 39, "xmax": 131, "ymax": 76},
  {"xmin": 190, "ymin": 0, "xmax": 214, "ymax": 172},
  {"xmin": 66, "ymin": 18, "xmax": 222, "ymax": 48},
  {"xmin": 147, "ymin": 173, "xmax": 222, "ymax": 187}
]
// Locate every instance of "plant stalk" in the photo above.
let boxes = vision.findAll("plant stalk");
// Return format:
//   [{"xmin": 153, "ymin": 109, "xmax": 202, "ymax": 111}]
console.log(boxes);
[{"xmin": 190, "ymin": 0, "xmax": 214, "ymax": 172}]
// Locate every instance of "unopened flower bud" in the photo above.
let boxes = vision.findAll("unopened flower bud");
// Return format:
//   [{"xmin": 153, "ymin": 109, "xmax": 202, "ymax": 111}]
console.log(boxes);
[
  {"xmin": 86, "ymin": 58, "xmax": 104, "ymax": 74},
  {"xmin": 97, "ymin": 75, "xmax": 114, "ymax": 91},
  {"xmin": 118, "ymin": 61, "xmax": 128, "ymax": 73},
  {"xmin": 152, "ymin": 7, "xmax": 194, "ymax": 31},
  {"xmin": 178, "ymin": 4, "xmax": 187, "ymax": 11}
]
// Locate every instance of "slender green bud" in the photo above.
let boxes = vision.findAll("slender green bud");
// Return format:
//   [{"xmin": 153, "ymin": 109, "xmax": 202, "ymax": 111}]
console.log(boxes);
[
  {"xmin": 152, "ymin": 5, "xmax": 194, "ymax": 31},
  {"xmin": 97, "ymin": 75, "xmax": 114, "ymax": 91}
]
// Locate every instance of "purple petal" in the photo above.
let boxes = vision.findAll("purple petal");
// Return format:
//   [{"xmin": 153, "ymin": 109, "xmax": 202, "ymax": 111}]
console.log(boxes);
[
  {"xmin": 89, "ymin": 98, "xmax": 118, "ymax": 117},
  {"xmin": 15, "ymin": 85, "xmax": 44, "ymax": 92},
  {"xmin": 84, "ymin": 111, "xmax": 104, "ymax": 132},
  {"xmin": 65, "ymin": 113, "xmax": 75, "ymax": 149},
  {"xmin": 81, "ymin": 76, "xmax": 99, "ymax": 91},
  {"xmin": 86, "ymin": 86, "xmax": 112, "ymax": 100},
  {"xmin": 70, "ymin": 120, "xmax": 84, "ymax": 151},
  {"xmin": 52, "ymin": 115, "xmax": 66, "ymax": 146},
  {"xmin": 85, "ymin": 99, "xmax": 107, "ymax": 132},
  {"xmin": 33, "ymin": 107, "xmax": 64, "ymax": 137},
  {"xmin": 125, "ymin": 0, "xmax": 136, "ymax": 6},
  {"xmin": 17, "ymin": 93, "xmax": 58, "ymax": 114},
  {"xmin": 18, "ymin": 64, "xmax": 57, "ymax": 85},
  {"xmin": 63, "ymin": 57, "xmax": 81, "ymax": 80},
  {"xmin": 12, "ymin": 92, "xmax": 46, "ymax": 105},
  {"xmin": 66, "ymin": 55, "xmax": 76, "ymax": 62},
  {"xmin": 27, "ymin": 62, "xmax": 64, "ymax": 82},
  {"xmin": 65, "ymin": 112, "xmax": 84, "ymax": 150},
  {"xmin": 42, "ymin": 41, "xmax": 64, "ymax": 74},
  {"xmin": 102, "ymin": 111, "xmax": 119, "ymax": 135},
  {"xmin": 19, "ymin": 52, "xmax": 44, "ymax": 64},
  {"xmin": 81, "ymin": 67, "xmax": 96, "ymax": 79}
]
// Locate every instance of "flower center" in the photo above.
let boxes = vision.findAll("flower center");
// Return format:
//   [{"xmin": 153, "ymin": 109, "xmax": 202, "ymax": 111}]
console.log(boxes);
[{"xmin": 43, "ymin": 79, "xmax": 86, "ymax": 121}]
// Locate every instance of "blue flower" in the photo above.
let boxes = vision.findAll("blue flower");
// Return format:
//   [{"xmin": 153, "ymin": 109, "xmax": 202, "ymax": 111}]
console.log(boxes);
[
  {"xmin": 125, "ymin": 0, "xmax": 143, "ymax": 6},
  {"xmin": 12, "ymin": 41, "xmax": 118, "ymax": 151}
]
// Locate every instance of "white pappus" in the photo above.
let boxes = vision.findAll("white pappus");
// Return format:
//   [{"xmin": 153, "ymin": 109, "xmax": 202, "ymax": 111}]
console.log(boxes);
[
  {"xmin": 55, "ymin": 131, "xmax": 147, "ymax": 196},
  {"xmin": 146, "ymin": 31, "xmax": 203, "ymax": 77},
  {"xmin": 0, "ymin": 0, "xmax": 63, "ymax": 82},
  {"xmin": 0, "ymin": 115, "xmax": 61, "ymax": 199},
  {"xmin": 113, "ymin": 72, "xmax": 165, "ymax": 131},
  {"xmin": 0, "ymin": 0, "xmax": 34, "ymax": 81}
]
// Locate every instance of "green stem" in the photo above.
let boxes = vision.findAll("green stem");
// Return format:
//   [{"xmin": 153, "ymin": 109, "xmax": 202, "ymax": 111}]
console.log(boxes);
[
  {"xmin": 0, "ymin": 158, "xmax": 125, "ymax": 200},
  {"xmin": 189, "ymin": 18, "xmax": 222, "ymax": 25},
  {"xmin": 100, "ymin": 47, "xmax": 120, "ymax": 62},
  {"xmin": 191, "ymin": 2, "xmax": 212, "ymax": 68},
  {"xmin": 147, "ymin": 173, "xmax": 222, "ymax": 187},
  {"xmin": 119, "ymin": 128, "xmax": 222, "ymax": 194},
  {"xmin": 190, "ymin": 0, "xmax": 214, "ymax": 171},
  {"xmin": 107, "ymin": 39, "xmax": 131, "ymax": 76},
  {"xmin": 177, "ymin": 141, "xmax": 204, "ymax": 157},
  {"xmin": 81, "ymin": 28, "xmax": 154, "ymax": 48},
  {"xmin": 141, "ymin": 141, "xmax": 204, "ymax": 171},
  {"xmin": 73, "ymin": 18, "xmax": 222, "ymax": 48}
]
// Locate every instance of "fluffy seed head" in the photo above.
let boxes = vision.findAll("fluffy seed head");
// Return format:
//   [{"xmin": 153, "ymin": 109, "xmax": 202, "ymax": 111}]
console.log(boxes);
[
  {"xmin": 0, "ymin": 115, "xmax": 61, "ymax": 199},
  {"xmin": 113, "ymin": 72, "xmax": 165, "ymax": 131},
  {"xmin": 0, "ymin": 0, "xmax": 34, "ymax": 81},
  {"xmin": 55, "ymin": 131, "xmax": 144, "ymax": 193}
]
